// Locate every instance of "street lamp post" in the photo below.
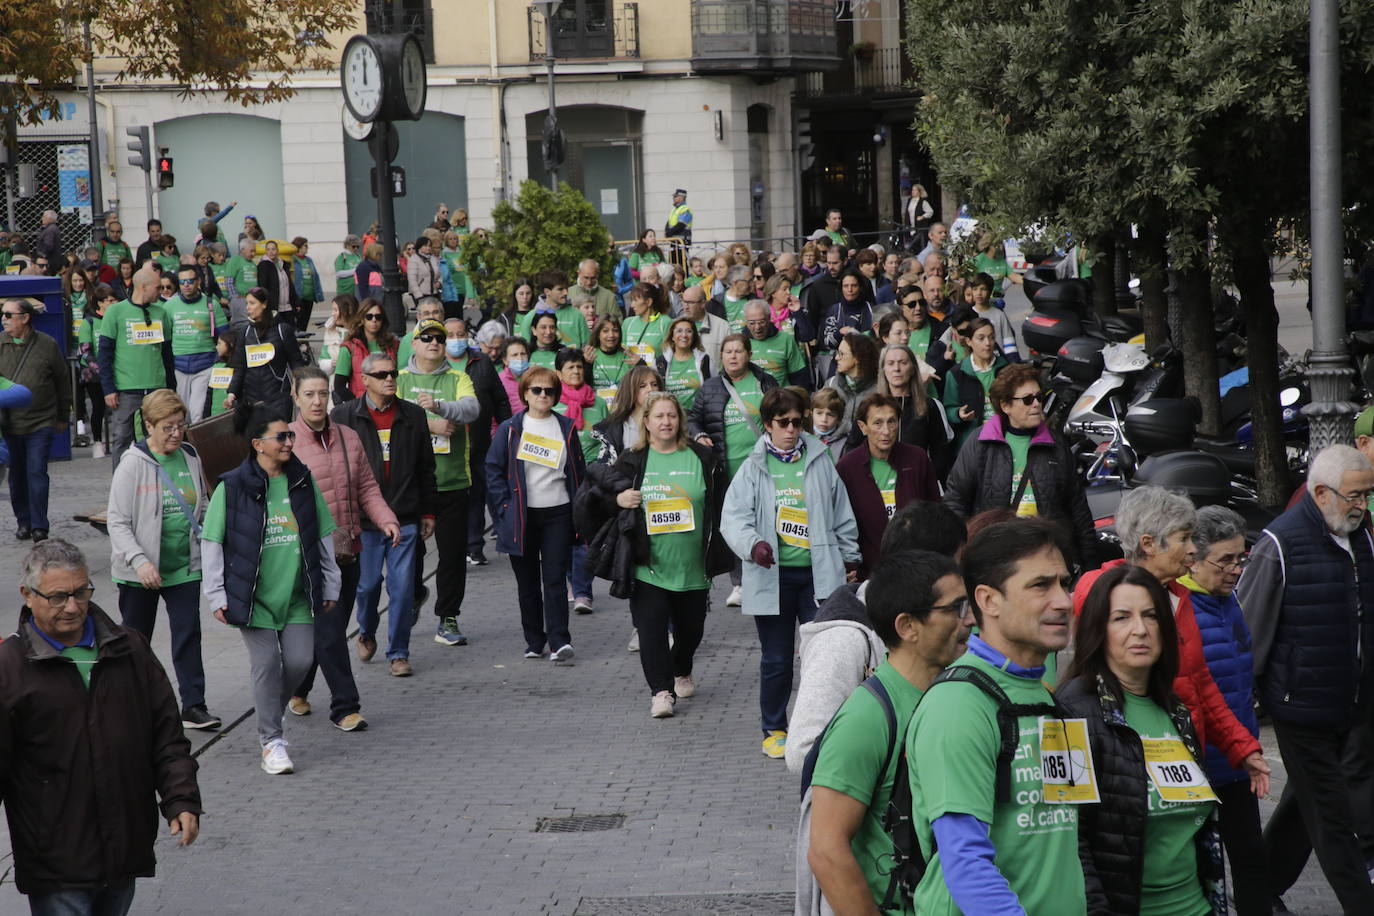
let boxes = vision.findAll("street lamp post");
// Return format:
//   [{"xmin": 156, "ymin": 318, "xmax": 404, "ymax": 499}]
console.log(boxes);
[
  {"xmin": 1304, "ymin": 0, "xmax": 1356, "ymax": 450},
  {"xmin": 533, "ymin": 0, "xmax": 564, "ymax": 191}
]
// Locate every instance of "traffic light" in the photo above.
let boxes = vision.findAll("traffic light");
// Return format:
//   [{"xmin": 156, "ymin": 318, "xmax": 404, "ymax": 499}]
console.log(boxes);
[
  {"xmin": 126, "ymin": 125, "xmax": 150, "ymax": 172},
  {"xmin": 157, "ymin": 153, "xmax": 174, "ymax": 190}
]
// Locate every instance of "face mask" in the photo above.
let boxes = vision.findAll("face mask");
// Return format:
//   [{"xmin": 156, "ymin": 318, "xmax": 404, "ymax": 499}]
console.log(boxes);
[
  {"xmin": 813, "ymin": 419, "xmax": 834, "ymax": 435},
  {"xmin": 446, "ymin": 338, "xmax": 468, "ymax": 358},
  {"xmin": 509, "ymin": 358, "xmax": 529, "ymax": 376}
]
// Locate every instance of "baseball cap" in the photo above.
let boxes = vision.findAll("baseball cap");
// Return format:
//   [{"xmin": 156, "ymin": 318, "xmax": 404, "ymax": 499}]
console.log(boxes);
[
  {"xmin": 1355, "ymin": 404, "xmax": 1374, "ymax": 438},
  {"xmin": 806, "ymin": 229, "xmax": 829, "ymax": 242},
  {"xmin": 413, "ymin": 318, "xmax": 445, "ymax": 338}
]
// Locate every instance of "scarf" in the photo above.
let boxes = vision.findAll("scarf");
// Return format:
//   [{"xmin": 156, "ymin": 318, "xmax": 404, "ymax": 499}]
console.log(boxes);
[
  {"xmin": 769, "ymin": 301, "xmax": 792, "ymax": 330},
  {"xmin": 815, "ymin": 425, "xmax": 846, "ymax": 447},
  {"xmin": 764, "ymin": 438, "xmax": 804, "ymax": 463},
  {"xmin": 559, "ymin": 383, "xmax": 596, "ymax": 430}
]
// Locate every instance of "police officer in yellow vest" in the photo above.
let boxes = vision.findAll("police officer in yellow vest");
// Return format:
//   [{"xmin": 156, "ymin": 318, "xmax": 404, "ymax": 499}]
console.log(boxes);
[{"xmin": 665, "ymin": 189, "xmax": 693, "ymax": 246}]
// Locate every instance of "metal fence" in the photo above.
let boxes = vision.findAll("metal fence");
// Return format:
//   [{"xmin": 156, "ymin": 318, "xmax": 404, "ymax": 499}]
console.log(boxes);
[{"xmin": 3, "ymin": 135, "xmax": 97, "ymax": 259}]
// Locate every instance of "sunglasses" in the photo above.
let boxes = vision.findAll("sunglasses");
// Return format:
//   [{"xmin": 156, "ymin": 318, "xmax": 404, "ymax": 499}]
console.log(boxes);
[
  {"xmin": 255, "ymin": 430, "xmax": 298, "ymax": 444},
  {"xmin": 178, "ymin": 278, "xmax": 197, "ymax": 285},
  {"xmin": 1, "ymin": 311, "xmax": 24, "ymax": 319},
  {"xmin": 364, "ymin": 313, "xmax": 384, "ymax": 321},
  {"xmin": 527, "ymin": 385, "xmax": 556, "ymax": 397},
  {"xmin": 365, "ymin": 370, "xmax": 398, "ymax": 380},
  {"xmin": 416, "ymin": 333, "xmax": 443, "ymax": 344},
  {"xmin": 1008, "ymin": 392, "xmax": 1046, "ymax": 406},
  {"xmin": 770, "ymin": 416, "xmax": 804, "ymax": 428}
]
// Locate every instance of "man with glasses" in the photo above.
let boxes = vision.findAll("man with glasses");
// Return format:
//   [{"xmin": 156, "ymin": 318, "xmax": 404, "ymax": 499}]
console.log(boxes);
[
  {"xmin": 99, "ymin": 267, "xmax": 174, "ymax": 467},
  {"xmin": 331, "ymin": 354, "xmax": 437, "ymax": 677},
  {"xmin": 742, "ymin": 300, "xmax": 808, "ymax": 388},
  {"xmin": 0, "ymin": 298, "xmax": 71, "ymax": 542},
  {"xmin": 680, "ymin": 283, "xmax": 728, "ymax": 373},
  {"xmin": 1238, "ymin": 444, "xmax": 1374, "ymax": 913},
  {"xmin": 164, "ymin": 265, "xmax": 228, "ymax": 422},
  {"xmin": 570, "ymin": 258, "xmax": 619, "ymax": 320},
  {"xmin": 0, "ymin": 539, "xmax": 201, "ymax": 916}
]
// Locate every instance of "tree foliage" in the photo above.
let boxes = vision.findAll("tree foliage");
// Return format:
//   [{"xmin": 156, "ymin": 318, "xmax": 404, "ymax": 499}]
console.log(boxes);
[
  {"xmin": 460, "ymin": 180, "xmax": 614, "ymax": 309},
  {"xmin": 0, "ymin": 0, "xmax": 359, "ymax": 142}
]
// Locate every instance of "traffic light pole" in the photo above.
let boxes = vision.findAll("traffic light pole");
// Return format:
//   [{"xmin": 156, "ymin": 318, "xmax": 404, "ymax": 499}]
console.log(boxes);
[
  {"xmin": 82, "ymin": 19, "xmax": 104, "ymax": 236},
  {"xmin": 372, "ymin": 124, "xmax": 405, "ymax": 334}
]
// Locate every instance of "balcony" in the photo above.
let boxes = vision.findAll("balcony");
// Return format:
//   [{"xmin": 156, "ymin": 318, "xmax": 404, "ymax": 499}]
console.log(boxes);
[
  {"xmin": 798, "ymin": 46, "xmax": 912, "ymax": 98},
  {"xmin": 528, "ymin": 1, "xmax": 639, "ymax": 61},
  {"xmin": 691, "ymin": 0, "xmax": 841, "ymax": 75}
]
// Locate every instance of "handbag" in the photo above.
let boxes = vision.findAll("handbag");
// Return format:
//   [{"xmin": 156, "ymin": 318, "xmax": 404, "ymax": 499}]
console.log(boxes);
[{"xmin": 331, "ymin": 428, "xmax": 360, "ymax": 564}]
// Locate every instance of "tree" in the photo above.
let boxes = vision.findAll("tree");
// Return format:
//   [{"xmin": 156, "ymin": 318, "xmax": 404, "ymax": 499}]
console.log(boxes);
[
  {"xmin": 459, "ymin": 180, "xmax": 615, "ymax": 311},
  {"xmin": 0, "ymin": 0, "xmax": 359, "ymax": 143}
]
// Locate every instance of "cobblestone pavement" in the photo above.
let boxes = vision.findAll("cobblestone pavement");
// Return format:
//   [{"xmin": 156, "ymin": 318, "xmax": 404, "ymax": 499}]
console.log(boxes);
[{"xmin": 0, "ymin": 427, "xmax": 1348, "ymax": 915}]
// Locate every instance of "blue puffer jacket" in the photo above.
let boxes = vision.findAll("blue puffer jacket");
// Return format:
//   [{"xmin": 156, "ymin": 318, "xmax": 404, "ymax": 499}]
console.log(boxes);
[{"xmin": 1181, "ymin": 576, "xmax": 1259, "ymax": 786}]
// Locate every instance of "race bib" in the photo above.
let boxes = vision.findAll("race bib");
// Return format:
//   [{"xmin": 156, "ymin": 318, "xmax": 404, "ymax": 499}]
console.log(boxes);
[
  {"xmin": 597, "ymin": 387, "xmax": 618, "ymax": 406},
  {"xmin": 130, "ymin": 321, "xmax": 164, "ymax": 345},
  {"xmin": 776, "ymin": 505, "xmax": 810, "ymax": 550},
  {"xmin": 518, "ymin": 430, "xmax": 563, "ymax": 468},
  {"xmin": 378, "ymin": 428, "xmax": 392, "ymax": 462},
  {"xmin": 208, "ymin": 367, "xmax": 233, "ymax": 389},
  {"xmin": 881, "ymin": 488, "xmax": 896, "ymax": 518},
  {"xmin": 431, "ymin": 433, "xmax": 451, "ymax": 455},
  {"xmin": 646, "ymin": 497, "xmax": 694, "ymax": 535},
  {"xmin": 627, "ymin": 343, "xmax": 656, "ymax": 363},
  {"xmin": 1142, "ymin": 737, "xmax": 1218, "ymax": 803},
  {"xmin": 246, "ymin": 343, "xmax": 275, "ymax": 367},
  {"xmin": 1039, "ymin": 717, "xmax": 1101, "ymax": 804},
  {"xmin": 72, "ymin": 317, "xmax": 82, "ymax": 337}
]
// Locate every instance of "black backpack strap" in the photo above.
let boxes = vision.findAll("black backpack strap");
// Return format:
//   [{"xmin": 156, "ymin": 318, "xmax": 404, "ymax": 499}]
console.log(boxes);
[{"xmin": 800, "ymin": 673, "xmax": 898, "ymax": 803}]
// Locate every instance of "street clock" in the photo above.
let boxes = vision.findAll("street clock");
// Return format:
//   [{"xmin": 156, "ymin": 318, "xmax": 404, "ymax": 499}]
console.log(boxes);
[{"xmin": 340, "ymin": 33, "xmax": 427, "ymax": 124}]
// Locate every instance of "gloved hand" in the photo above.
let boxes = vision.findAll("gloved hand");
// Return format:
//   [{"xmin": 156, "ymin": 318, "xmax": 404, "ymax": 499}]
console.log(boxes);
[{"xmin": 751, "ymin": 541, "xmax": 775, "ymax": 569}]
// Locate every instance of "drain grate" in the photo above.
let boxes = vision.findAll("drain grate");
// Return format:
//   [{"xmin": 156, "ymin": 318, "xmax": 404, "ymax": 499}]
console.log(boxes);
[
  {"xmin": 534, "ymin": 813, "xmax": 626, "ymax": 833},
  {"xmin": 573, "ymin": 893, "xmax": 794, "ymax": 915}
]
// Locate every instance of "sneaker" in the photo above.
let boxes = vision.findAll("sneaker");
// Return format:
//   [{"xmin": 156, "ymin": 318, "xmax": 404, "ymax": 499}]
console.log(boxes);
[
  {"xmin": 30, "ymin": 529, "xmax": 47, "ymax": 543},
  {"xmin": 726, "ymin": 585, "xmax": 743, "ymax": 607},
  {"xmin": 466, "ymin": 551, "xmax": 489, "ymax": 566},
  {"xmin": 261, "ymin": 739, "xmax": 294, "ymax": 775},
  {"xmin": 357, "ymin": 634, "xmax": 377, "ymax": 662},
  {"xmin": 389, "ymin": 657, "xmax": 413, "ymax": 677},
  {"xmin": 181, "ymin": 704, "xmax": 222, "ymax": 730},
  {"xmin": 434, "ymin": 617, "xmax": 468, "ymax": 646},
  {"xmin": 650, "ymin": 691, "xmax": 676, "ymax": 718},
  {"xmin": 573, "ymin": 596, "xmax": 594, "ymax": 615},
  {"xmin": 73, "ymin": 434, "xmax": 91, "ymax": 448},
  {"xmin": 287, "ymin": 696, "xmax": 311, "ymax": 716},
  {"xmin": 674, "ymin": 676, "xmax": 696, "ymax": 699},
  {"xmin": 551, "ymin": 644, "xmax": 575, "ymax": 663},
  {"xmin": 524, "ymin": 648, "xmax": 545, "ymax": 659},
  {"xmin": 415, "ymin": 584, "xmax": 431, "ymax": 607},
  {"xmin": 627, "ymin": 629, "xmax": 640, "ymax": 652},
  {"xmin": 761, "ymin": 730, "xmax": 787, "ymax": 759},
  {"xmin": 92, "ymin": 442, "xmax": 106, "ymax": 459},
  {"xmin": 334, "ymin": 713, "xmax": 368, "ymax": 732}
]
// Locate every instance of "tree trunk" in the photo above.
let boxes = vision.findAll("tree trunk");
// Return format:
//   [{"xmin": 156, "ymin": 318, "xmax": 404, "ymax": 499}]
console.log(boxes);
[
  {"xmin": 1135, "ymin": 228, "xmax": 1170, "ymax": 352},
  {"xmin": 1230, "ymin": 234, "xmax": 1291, "ymax": 506},
  {"xmin": 1091, "ymin": 233, "xmax": 1118, "ymax": 316},
  {"xmin": 1176, "ymin": 263, "xmax": 1222, "ymax": 436}
]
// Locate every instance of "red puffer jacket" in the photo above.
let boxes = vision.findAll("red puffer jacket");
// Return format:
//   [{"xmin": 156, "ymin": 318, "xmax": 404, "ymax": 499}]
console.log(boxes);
[
  {"xmin": 1073, "ymin": 559, "xmax": 1262, "ymax": 767},
  {"xmin": 289, "ymin": 416, "xmax": 399, "ymax": 554}
]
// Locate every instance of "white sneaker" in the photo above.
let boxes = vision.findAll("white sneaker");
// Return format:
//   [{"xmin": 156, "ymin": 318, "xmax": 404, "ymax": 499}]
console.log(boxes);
[
  {"xmin": 91, "ymin": 442, "xmax": 106, "ymax": 459},
  {"xmin": 261, "ymin": 738, "xmax": 294, "ymax": 775},
  {"xmin": 650, "ymin": 690, "xmax": 676, "ymax": 718},
  {"xmin": 627, "ymin": 629, "xmax": 640, "ymax": 652},
  {"xmin": 551, "ymin": 644, "xmax": 574, "ymax": 663},
  {"xmin": 726, "ymin": 585, "xmax": 742, "ymax": 607},
  {"xmin": 674, "ymin": 676, "xmax": 696, "ymax": 698}
]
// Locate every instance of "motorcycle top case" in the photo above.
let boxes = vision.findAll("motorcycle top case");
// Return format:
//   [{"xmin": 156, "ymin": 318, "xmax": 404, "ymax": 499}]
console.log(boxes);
[
  {"xmin": 1134, "ymin": 450, "xmax": 1231, "ymax": 505},
  {"xmin": 1023, "ymin": 308, "xmax": 1083, "ymax": 357},
  {"xmin": 1032, "ymin": 279, "xmax": 1093, "ymax": 314},
  {"xmin": 1125, "ymin": 398, "xmax": 1197, "ymax": 458},
  {"xmin": 1054, "ymin": 336, "xmax": 1107, "ymax": 384}
]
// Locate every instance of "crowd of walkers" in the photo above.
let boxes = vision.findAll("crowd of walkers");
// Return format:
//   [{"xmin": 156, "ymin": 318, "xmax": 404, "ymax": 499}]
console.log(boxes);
[{"xmin": 3, "ymin": 208, "xmax": 1374, "ymax": 915}]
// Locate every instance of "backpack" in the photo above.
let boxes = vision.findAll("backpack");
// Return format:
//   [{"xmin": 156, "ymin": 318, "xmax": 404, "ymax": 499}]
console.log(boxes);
[{"xmin": 878, "ymin": 664, "xmax": 1062, "ymax": 911}]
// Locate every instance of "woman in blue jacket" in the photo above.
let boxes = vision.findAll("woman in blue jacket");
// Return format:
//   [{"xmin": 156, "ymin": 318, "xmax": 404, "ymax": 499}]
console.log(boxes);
[
  {"xmin": 486, "ymin": 365, "xmax": 588, "ymax": 662},
  {"xmin": 1181, "ymin": 505, "xmax": 1270, "ymax": 916}
]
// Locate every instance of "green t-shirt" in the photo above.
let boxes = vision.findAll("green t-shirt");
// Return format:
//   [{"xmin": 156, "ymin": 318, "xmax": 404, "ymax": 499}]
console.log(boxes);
[
  {"xmin": 1122, "ymin": 692, "xmax": 1215, "ymax": 916},
  {"xmin": 664, "ymin": 355, "xmax": 704, "ymax": 412},
  {"xmin": 767, "ymin": 453, "xmax": 810, "ymax": 567},
  {"xmin": 100, "ymin": 240, "xmax": 132, "ymax": 268},
  {"xmin": 202, "ymin": 474, "xmax": 336, "ymax": 630},
  {"xmin": 210, "ymin": 260, "xmax": 232, "ymax": 301},
  {"xmin": 99, "ymin": 299, "xmax": 169, "ymax": 391},
  {"xmin": 622, "ymin": 313, "xmax": 670, "ymax": 366},
  {"xmin": 440, "ymin": 248, "xmax": 466, "ymax": 294},
  {"xmin": 908, "ymin": 324, "xmax": 932, "ymax": 357},
  {"xmin": 628, "ymin": 250, "xmax": 663, "ymax": 272},
  {"xmin": 224, "ymin": 254, "xmax": 258, "ymax": 298},
  {"xmin": 1004, "ymin": 430, "xmax": 1041, "ymax": 517},
  {"xmin": 334, "ymin": 250, "xmax": 361, "ymax": 297},
  {"xmin": 153, "ymin": 253, "xmax": 179, "ymax": 275},
  {"xmin": 552, "ymin": 394, "xmax": 606, "ymax": 465},
  {"xmin": 163, "ymin": 295, "xmax": 226, "ymax": 356},
  {"xmin": 297, "ymin": 257, "xmax": 316, "ymax": 300},
  {"xmin": 722, "ymin": 373, "xmax": 763, "ymax": 478},
  {"xmin": 67, "ymin": 292, "xmax": 87, "ymax": 344},
  {"xmin": 870, "ymin": 456, "xmax": 897, "ymax": 519},
  {"xmin": 516, "ymin": 306, "xmax": 589, "ymax": 350},
  {"xmin": 62, "ymin": 644, "xmax": 99, "ymax": 689},
  {"xmin": 974, "ymin": 365, "xmax": 997, "ymax": 419},
  {"xmin": 396, "ymin": 334, "xmax": 416, "ymax": 370},
  {"xmin": 149, "ymin": 449, "xmax": 199, "ymax": 587},
  {"xmin": 749, "ymin": 330, "xmax": 806, "ymax": 386},
  {"xmin": 812, "ymin": 659, "xmax": 924, "ymax": 913},
  {"xmin": 906, "ymin": 651, "xmax": 1086, "ymax": 916},
  {"xmin": 974, "ymin": 252, "xmax": 1013, "ymax": 288},
  {"xmin": 634, "ymin": 446, "xmax": 709, "ymax": 593},
  {"xmin": 591, "ymin": 351, "xmax": 633, "ymax": 406},
  {"xmin": 723, "ymin": 296, "xmax": 747, "ymax": 334},
  {"xmin": 530, "ymin": 348, "xmax": 558, "ymax": 371},
  {"xmin": 207, "ymin": 359, "xmax": 232, "ymax": 415},
  {"xmin": 397, "ymin": 365, "xmax": 477, "ymax": 491},
  {"xmin": 335, "ymin": 339, "xmax": 383, "ymax": 378}
]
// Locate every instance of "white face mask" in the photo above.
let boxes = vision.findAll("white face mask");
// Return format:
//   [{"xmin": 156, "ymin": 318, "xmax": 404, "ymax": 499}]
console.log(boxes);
[{"xmin": 813, "ymin": 418, "xmax": 835, "ymax": 435}]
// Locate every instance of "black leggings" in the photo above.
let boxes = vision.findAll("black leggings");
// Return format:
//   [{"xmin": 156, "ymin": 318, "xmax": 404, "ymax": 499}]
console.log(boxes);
[
  {"xmin": 75, "ymin": 380, "xmax": 105, "ymax": 439},
  {"xmin": 630, "ymin": 580, "xmax": 708, "ymax": 696}
]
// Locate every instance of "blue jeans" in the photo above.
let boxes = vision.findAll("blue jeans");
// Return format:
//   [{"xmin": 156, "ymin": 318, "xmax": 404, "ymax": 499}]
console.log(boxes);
[
  {"xmin": 5, "ymin": 426, "xmax": 54, "ymax": 530},
  {"xmin": 28, "ymin": 881, "xmax": 135, "ymax": 916},
  {"xmin": 355, "ymin": 523, "xmax": 418, "ymax": 660},
  {"xmin": 569, "ymin": 544, "xmax": 594, "ymax": 601},
  {"xmin": 753, "ymin": 565, "xmax": 818, "ymax": 733}
]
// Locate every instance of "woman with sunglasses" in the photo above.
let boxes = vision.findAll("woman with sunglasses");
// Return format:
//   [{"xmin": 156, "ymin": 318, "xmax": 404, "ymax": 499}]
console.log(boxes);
[
  {"xmin": 201, "ymin": 404, "xmax": 341, "ymax": 774},
  {"xmin": 721, "ymin": 386, "xmax": 860, "ymax": 758},
  {"xmin": 1057, "ymin": 565, "xmax": 1227, "ymax": 916},
  {"xmin": 486, "ymin": 366, "xmax": 587, "ymax": 661},
  {"xmin": 224, "ymin": 286, "xmax": 305, "ymax": 419},
  {"xmin": 333, "ymin": 297, "xmax": 399, "ymax": 402}
]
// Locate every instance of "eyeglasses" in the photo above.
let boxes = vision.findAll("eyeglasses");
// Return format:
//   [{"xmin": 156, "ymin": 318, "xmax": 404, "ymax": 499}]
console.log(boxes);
[
  {"xmin": 157, "ymin": 422, "xmax": 188, "ymax": 435},
  {"xmin": 159, "ymin": 285, "xmax": 175, "ymax": 292},
  {"xmin": 416, "ymin": 333, "xmax": 443, "ymax": 344},
  {"xmin": 770, "ymin": 416, "xmax": 804, "ymax": 428},
  {"xmin": 527, "ymin": 385, "xmax": 556, "ymax": 397},
  {"xmin": 255, "ymin": 430, "xmax": 298, "ymax": 444},
  {"xmin": 922, "ymin": 596, "xmax": 971, "ymax": 617},
  {"xmin": 1203, "ymin": 554, "xmax": 1250, "ymax": 572},
  {"xmin": 363, "ymin": 313, "xmax": 384, "ymax": 321},
  {"xmin": 31, "ymin": 583, "xmax": 96, "ymax": 608},
  {"xmin": 178, "ymin": 278, "xmax": 197, "ymax": 285},
  {"xmin": 364, "ymin": 370, "xmax": 398, "ymax": 380},
  {"xmin": 1008, "ymin": 392, "xmax": 1046, "ymax": 406},
  {"xmin": 1327, "ymin": 487, "xmax": 1373, "ymax": 507}
]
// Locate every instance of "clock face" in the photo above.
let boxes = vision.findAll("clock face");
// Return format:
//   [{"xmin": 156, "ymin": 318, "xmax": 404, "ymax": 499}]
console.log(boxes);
[
  {"xmin": 342, "ymin": 38, "xmax": 383, "ymax": 122},
  {"xmin": 342, "ymin": 107, "xmax": 373, "ymax": 141},
  {"xmin": 401, "ymin": 39, "xmax": 426, "ymax": 119}
]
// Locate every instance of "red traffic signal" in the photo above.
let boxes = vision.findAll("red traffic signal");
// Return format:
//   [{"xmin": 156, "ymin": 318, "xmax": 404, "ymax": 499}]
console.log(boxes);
[{"xmin": 157, "ymin": 156, "xmax": 174, "ymax": 190}]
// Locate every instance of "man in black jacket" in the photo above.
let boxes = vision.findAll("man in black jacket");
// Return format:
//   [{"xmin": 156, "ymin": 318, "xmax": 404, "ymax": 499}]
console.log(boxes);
[
  {"xmin": 331, "ymin": 354, "xmax": 437, "ymax": 677},
  {"xmin": 0, "ymin": 539, "xmax": 201, "ymax": 914},
  {"xmin": 0, "ymin": 298, "xmax": 71, "ymax": 541}
]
